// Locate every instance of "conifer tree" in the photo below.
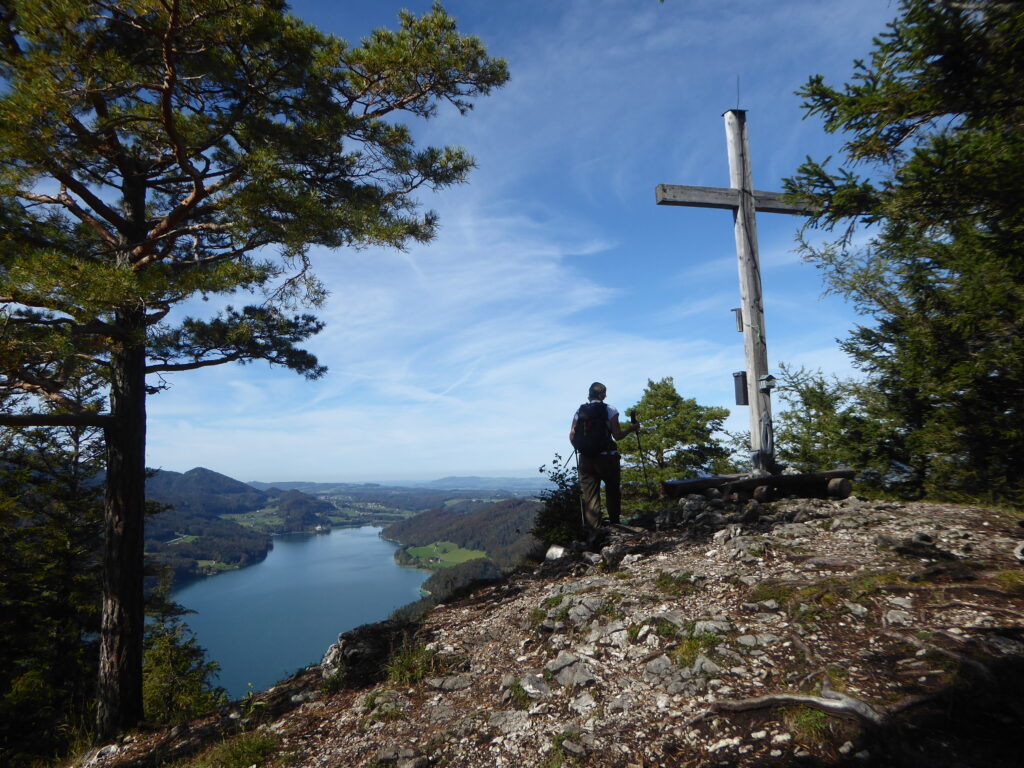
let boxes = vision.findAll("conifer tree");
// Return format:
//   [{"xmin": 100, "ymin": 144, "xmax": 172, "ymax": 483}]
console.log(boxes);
[
  {"xmin": 0, "ymin": 385, "xmax": 105, "ymax": 764},
  {"xmin": 784, "ymin": 0, "xmax": 1024, "ymax": 504},
  {"xmin": 619, "ymin": 378, "xmax": 730, "ymax": 505},
  {"xmin": 0, "ymin": 0, "xmax": 507, "ymax": 737}
]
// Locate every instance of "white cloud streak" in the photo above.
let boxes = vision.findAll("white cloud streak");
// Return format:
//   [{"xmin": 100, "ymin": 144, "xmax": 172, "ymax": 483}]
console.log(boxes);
[{"xmin": 145, "ymin": 0, "xmax": 895, "ymax": 481}]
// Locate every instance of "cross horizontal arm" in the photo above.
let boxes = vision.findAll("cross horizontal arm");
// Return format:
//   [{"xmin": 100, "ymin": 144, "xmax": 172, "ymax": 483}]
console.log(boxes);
[{"xmin": 655, "ymin": 184, "xmax": 812, "ymax": 215}]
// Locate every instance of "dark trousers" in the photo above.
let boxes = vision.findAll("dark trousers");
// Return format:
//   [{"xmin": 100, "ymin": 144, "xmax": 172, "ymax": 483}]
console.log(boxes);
[{"xmin": 577, "ymin": 452, "xmax": 621, "ymax": 528}]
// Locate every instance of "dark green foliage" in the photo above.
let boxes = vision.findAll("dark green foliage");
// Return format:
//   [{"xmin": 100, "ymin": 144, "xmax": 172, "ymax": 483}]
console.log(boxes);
[
  {"xmin": 785, "ymin": 0, "xmax": 1024, "ymax": 505},
  {"xmin": 774, "ymin": 364, "xmax": 856, "ymax": 472},
  {"xmin": 144, "ymin": 511, "xmax": 272, "ymax": 582},
  {"xmin": 383, "ymin": 497, "xmax": 541, "ymax": 566},
  {"xmin": 773, "ymin": 364, "xmax": 923, "ymax": 497},
  {"xmin": 531, "ymin": 455, "xmax": 587, "ymax": 546},
  {"xmin": 654, "ymin": 570, "xmax": 697, "ymax": 598},
  {"xmin": 142, "ymin": 575, "xmax": 226, "ymax": 725},
  {"xmin": 0, "ymin": 418, "xmax": 103, "ymax": 767},
  {"xmin": 385, "ymin": 641, "xmax": 461, "ymax": 687},
  {"xmin": 146, "ymin": 468, "xmax": 273, "ymax": 518},
  {"xmin": 0, "ymin": 0, "xmax": 506, "ymax": 735},
  {"xmin": 619, "ymin": 378, "xmax": 732, "ymax": 508},
  {"xmin": 420, "ymin": 557, "xmax": 503, "ymax": 602},
  {"xmin": 276, "ymin": 489, "xmax": 334, "ymax": 531},
  {"xmin": 188, "ymin": 731, "xmax": 280, "ymax": 768},
  {"xmin": 386, "ymin": 496, "xmax": 544, "ymax": 606}
]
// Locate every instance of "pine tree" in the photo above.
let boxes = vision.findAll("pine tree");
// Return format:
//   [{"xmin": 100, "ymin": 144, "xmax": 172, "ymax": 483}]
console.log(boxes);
[
  {"xmin": 772, "ymin": 363, "xmax": 911, "ymax": 490},
  {"xmin": 784, "ymin": 0, "xmax": 1024, "ymax": 504},
  {"xmin": 0, "ymin": 385, "xmax": 105, "ymax": 764},
  {"xmin": 619, "ymin": 378, "xmax": 730, "ymax": 507},
  {"xmin": 142, "ymin": 573, "xmax": 226, "ymax": 726},
  {"xmin": 0, "ymin": 0, "xmax": 507, "ymax": 737}
]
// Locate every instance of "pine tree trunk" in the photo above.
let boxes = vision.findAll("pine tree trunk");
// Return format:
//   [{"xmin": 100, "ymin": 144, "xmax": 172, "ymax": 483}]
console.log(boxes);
[{"xmin": 95, "ymin": 308, "xmax": 147, "ymax": 741}]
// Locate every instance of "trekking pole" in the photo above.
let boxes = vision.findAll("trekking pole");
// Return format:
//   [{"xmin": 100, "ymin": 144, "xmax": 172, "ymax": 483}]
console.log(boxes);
[
  {"xmin": 573, "ymin": 449, "xmax": 586, "ymax": 529},
  {"xmin": 630, "ymin": 410, "xmax": 655, "ymax": 498}
]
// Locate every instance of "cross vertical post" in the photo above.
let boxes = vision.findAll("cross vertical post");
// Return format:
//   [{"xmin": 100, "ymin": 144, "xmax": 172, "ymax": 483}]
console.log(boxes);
[
  {"xmin": 725, "ymin": 109, "xmax": 774, "ymax": 471},
  {"xmin": 656, "ymin": 110, "xmax": 812, "ymax": 473}
]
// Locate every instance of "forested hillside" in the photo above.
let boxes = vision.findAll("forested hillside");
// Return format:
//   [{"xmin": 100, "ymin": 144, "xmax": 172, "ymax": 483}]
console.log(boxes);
[
  {"xmin": 383, "ymin": 497, "xmax": 542, "ymax": 564},
  {"xmin": 143, "ymin": 468, "xmax": 337, "ymax": 582},
  {"xmin": 143, "ymin": 468, "xmax": 539, "ymax": 584},
  {"xmin": 384, "ymin": 498, "xmax": 545, "ymax": 614},
  {"xmin": 145, "ymin": 513, "xmax": 272, "ymax": 582},
  {"xmin": 147, "ymin": 467, "xmax": 271, "ymax": 517}
]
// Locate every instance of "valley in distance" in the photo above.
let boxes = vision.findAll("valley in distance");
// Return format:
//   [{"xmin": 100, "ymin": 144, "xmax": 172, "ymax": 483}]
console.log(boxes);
[{"xmin": 145, "ymin": 466, "xmax": 550, "ymax": 587}]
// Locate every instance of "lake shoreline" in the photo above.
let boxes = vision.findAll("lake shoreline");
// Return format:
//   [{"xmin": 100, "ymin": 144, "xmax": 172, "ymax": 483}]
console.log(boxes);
[{"xmin": 171, "ymin": 525, "xmax": 430, "ymax": 699}]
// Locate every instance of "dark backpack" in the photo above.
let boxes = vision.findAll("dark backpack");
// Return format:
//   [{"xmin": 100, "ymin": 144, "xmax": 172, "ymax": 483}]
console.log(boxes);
[{"xmin": 572, "ymin": 402, "xmax": 614, "ymax": 456}]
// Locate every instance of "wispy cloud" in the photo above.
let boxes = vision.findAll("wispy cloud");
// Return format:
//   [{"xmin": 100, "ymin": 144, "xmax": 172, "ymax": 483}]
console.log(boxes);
[{"xmin": 145, "ymin": 0, "xmax": 896, "ymax": 481}]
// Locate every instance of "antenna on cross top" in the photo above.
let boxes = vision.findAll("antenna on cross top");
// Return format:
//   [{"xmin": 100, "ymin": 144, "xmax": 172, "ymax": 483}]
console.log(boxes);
[{"xmin": 735, "ymin": 76, "xmax": 741, "ymax": 110}]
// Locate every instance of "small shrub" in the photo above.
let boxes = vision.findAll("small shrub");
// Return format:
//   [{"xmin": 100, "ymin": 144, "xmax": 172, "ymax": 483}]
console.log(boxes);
[
  {"xmin": 670, "ymin": 631, "xmax": 718, "ymax": 668},
  {"xmin": 850, "ymin": 571, "xmax": 902, "ymax": 598},
  {"xmin": 385, "ymin": 641, "xmax": 461, "ymax": 686},
  {"xmin": 367, "ymin": 702, "xmax": 405, "ymax": 723},
  {"xmin": 747, "ymin": 580, "xmax": 796, "ymax": 604},
  {"xmin": 794, "ymin": 579, "xmax": 844, "ymax": 611},
  {"xmin": 994, "ymin": 570, "xmax": 1024, "ymax": 595},
  {"xmin": 784, "ymin": 705, "xmax": 830, "ymax": 745},
  {"xmin": 532, "ymin": 456, "xmax": 587, "ymax": 545},
  {"xmin": 322, "ymin": 667, "xmax": 350, "ymax": 694},
  {"xmin": 542, "ymin": 730, "xmax": 584, "ymax": 767},
  {"xmin": 240, "ymin": 683, "xmax": 266, "ymax": 721},
  {"xmin": 528, "ymin": 607, "xmax": 548, "ymax": 629},
  {"xmin": 507, "ymin": 681, "xmax": 531, "ymax": 710},
  {"xmin": 655, "ymin": 570, "xmax": 696, "ymax": 597},
  {"xmin": 189, "ymin": 731, "xmax": 278, "ymax": 768},
  {"xmin": 143, "ymin": 577, "xmax": 226, "ymax": 726},
  {"xmin": 825, "ymin": 665, "xmax": 850, "ymax": 692},
  {"xmin": 594, "ymin": 600, "xmax": 625, "ymax": 621},
  {"xmin": 652, "ymin": 617, "xmax": 679, "ymax": 639}
]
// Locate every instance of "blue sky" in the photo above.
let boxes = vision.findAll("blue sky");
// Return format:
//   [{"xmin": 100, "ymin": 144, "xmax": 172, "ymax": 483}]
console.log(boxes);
[{"xmin": 145, "ymin": 0, "xmax": 898, "ymax": 483}]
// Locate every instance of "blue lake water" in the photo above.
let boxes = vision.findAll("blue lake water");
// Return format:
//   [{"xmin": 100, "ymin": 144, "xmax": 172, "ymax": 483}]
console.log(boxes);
[{"xmin": 171, "ymin": 526, "xmax": 428, "ymax": 700}]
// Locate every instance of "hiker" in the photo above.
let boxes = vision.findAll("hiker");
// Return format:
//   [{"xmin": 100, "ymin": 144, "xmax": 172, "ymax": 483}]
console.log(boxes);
[{"xmin": 570, "ymin": 381, "xmax": 639, "ymax": 529}]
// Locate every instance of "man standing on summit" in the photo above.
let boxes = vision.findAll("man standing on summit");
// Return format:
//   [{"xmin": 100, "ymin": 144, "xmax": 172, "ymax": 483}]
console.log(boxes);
[{"xmin": 570, "ymin": 382, "xmax": 639, "ymax": 529}]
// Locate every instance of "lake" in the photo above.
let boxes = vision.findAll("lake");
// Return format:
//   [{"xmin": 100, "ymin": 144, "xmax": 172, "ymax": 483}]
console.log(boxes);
[{"xmin": 171, "ymin": 526, "xmax": 428, "ymax": 700}]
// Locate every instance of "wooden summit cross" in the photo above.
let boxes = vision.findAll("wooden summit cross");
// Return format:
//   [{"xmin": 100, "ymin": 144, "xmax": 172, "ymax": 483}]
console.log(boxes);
[{"xmin": 656, "ymin": 109, "xmax": 811, "ymax": 473}]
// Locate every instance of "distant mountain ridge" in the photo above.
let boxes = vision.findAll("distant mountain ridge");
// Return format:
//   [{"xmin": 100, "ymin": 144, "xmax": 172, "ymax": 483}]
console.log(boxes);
[
  {"xmin": 416, "ymin": 476, "xmax": 551, "ymax": 492},
  {"xmin": 148, "ymin": 466, "xmax": 271, "ymax": 517},
  {"xmin": 249, "ymin": 475, "xmax": 552, "ymax": 494}
]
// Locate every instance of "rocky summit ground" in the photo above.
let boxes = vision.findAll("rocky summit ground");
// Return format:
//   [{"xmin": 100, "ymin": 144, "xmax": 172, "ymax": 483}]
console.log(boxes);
[{"xmin": 84, "ymin": 495, "xmax": 1024, "ymax": 768}]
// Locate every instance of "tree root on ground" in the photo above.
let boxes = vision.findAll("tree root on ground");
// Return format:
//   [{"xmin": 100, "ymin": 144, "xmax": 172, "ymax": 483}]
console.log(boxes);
[
  {"xmin": 882, "ymin": 630, "xmax": 994, "ymax": 682},
  {"xmin": 880, "ymin": 583, "xmax": 1024, "ymax": 601},
  {"xmin": 686, "ymin": 680, "xmax": 887, "ymax": 728},
  {"xmin": 788, "ymin": 632, "xmax": 821, "ymax": 664},
  {"xmin": 923, "ymin": 600, "xmax": 1024, "ymax": 619}
]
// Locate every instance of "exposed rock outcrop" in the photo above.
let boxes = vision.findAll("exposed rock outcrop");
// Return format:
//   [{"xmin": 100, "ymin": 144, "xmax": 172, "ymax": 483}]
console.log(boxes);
[{"xmin": 82, "ymin": 496, "xmax": 1024, "ymax": 767}]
